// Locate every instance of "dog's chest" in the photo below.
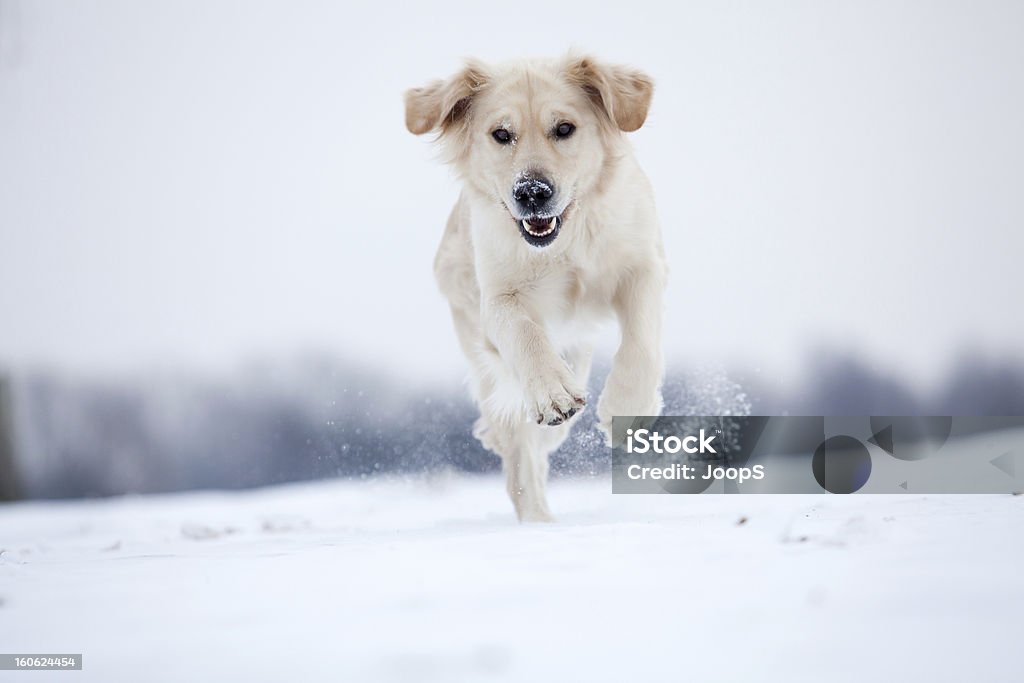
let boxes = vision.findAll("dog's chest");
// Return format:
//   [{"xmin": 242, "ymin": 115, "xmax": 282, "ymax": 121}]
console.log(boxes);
[{"xmin": 527, "ymin": 264, "xmax": 613, "ymax": 345}]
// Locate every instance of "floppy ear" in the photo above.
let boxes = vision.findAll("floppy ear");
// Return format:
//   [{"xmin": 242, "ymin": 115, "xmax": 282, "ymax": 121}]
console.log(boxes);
[
  {"xmin": 404, "ymin": 61, "xmax": 489, "ymax": 136},
  {"xmin": 565, "ymin": 55, "xmax": 654, "ymax": 132}
]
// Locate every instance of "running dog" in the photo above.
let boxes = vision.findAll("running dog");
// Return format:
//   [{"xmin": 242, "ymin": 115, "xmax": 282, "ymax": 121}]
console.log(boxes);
[{"xmin": 405, "ymin": 54, "xmax": 666, "ymax": 521}]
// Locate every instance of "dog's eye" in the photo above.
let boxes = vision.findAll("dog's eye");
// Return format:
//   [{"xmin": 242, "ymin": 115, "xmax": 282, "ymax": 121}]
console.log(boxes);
[
  {"xmin": 492, "ymin": 128, "xmax": 512, "ymax": 144},
  {"xmin": 554, "ymin": 122, "xmax": 576, "ymax": 139}
]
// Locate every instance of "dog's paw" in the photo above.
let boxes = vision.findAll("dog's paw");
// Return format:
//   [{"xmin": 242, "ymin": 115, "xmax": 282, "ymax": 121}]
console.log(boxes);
[
  {"xmin": 472, "ymin": 416, "xmax": 499, "ymax": 453},
  {"xmin": 597, "ymin": 389, "xmax": 662, "ymax": 446},
  {"xmin": 526, "ymin": 372, "xmax": 586, "ymax": 426},
  {"xmin": 519, "ymin": 507, "xmax": 556, "ymax": 523}
]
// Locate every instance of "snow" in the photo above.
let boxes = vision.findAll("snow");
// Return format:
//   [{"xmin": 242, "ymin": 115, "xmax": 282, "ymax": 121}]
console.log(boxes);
[{"xmin": 1, "ymin": 476, "xmax": 1021, "ymax": 682}]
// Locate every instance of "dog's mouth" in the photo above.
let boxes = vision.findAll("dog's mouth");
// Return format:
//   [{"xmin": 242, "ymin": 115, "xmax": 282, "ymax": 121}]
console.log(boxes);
[
  {"xmin": 518, "ymin": 215, "xmax": 561, "ymax": 247},
  {"xmin": 515, "ymin": 201, "xmax": 574, "ymax": 248}
]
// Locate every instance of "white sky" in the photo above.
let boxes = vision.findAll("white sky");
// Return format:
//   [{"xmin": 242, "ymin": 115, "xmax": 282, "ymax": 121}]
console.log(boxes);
[{"xmin": 1, "ymin": 1, "xmax": 1022, "ymax": 387}]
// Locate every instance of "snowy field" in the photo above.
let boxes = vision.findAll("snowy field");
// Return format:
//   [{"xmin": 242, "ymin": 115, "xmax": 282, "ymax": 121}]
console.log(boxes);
[{"xmin": 1, "ymin": 476, "xmax": 1021, "ymax": 682}]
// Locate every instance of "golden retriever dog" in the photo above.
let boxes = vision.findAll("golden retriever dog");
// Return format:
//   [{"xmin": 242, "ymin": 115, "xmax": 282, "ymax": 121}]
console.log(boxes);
[{"xmin": 405, "ymin": 54, "xmax": 666, "ymax": 521}]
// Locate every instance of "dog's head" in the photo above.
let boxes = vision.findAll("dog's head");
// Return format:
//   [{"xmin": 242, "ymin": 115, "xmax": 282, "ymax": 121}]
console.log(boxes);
[{"xmin": 405, "ymin": 55, "xmax": 653, "ymax": 248}]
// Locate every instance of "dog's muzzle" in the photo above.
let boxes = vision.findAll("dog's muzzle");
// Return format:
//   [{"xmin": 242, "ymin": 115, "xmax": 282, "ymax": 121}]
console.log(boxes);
[{"xmin": 511, "ymin": 175, "xmax": 564, "ymax": 248}]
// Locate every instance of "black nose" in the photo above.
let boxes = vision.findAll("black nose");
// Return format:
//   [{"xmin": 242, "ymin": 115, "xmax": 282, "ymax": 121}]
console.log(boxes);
[{"xmin": 512, "ymin": 176, "xmax": 554, "ymax": 212}]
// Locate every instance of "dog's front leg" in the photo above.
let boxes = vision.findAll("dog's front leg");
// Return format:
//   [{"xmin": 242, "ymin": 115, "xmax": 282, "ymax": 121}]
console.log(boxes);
[
  {"xmin": 598, "ymin": 269, "xmax": 666, "ymax": 444},
  {"xmin": 484, "ymin": 292, "xmax": 586, "ymax": 426}
]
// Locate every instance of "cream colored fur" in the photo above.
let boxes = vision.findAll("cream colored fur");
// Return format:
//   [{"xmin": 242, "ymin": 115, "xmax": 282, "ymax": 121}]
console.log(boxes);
[{"xmin": 405, "ymin": 54, "xmax": 666, "ymax": 522}]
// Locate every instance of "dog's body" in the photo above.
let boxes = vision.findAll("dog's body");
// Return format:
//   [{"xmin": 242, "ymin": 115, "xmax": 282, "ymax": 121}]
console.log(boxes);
[{"xmin": 406, "ymin": 55, "xmax": 666, "ymax": 521}]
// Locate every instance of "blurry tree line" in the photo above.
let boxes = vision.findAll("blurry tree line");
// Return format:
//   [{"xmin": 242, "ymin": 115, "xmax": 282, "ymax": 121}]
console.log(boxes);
[{"xmin": 1, "ymin": 350, "xmax": 1023, "ymax": 500}]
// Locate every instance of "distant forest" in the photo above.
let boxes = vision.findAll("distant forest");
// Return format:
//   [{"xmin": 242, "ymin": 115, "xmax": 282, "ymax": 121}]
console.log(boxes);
[{"xmin": 3, "ymin": 350, "xmax": 1023, "ymax": 499}]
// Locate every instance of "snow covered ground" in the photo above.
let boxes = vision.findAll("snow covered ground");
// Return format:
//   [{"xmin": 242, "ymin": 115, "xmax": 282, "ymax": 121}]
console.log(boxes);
[{"xmin": 1, "ymin": 476, "xmax": 1021, "ymax": 682}]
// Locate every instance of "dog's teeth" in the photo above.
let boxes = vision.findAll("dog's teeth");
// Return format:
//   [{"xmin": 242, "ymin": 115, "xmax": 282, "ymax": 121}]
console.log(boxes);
[{"xmin": 521, "ymin": 216, "xmax": 560, "ymax": 238}]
